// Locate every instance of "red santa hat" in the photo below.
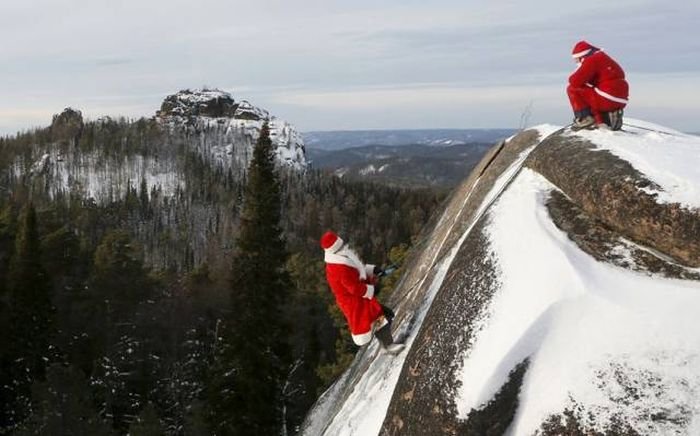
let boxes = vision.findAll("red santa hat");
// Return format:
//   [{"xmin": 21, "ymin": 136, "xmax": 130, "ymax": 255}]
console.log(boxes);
[
  {"xmin": 320, "ymin": 230, "xmax": 344, "ymax": 253},
  {"xmin": 571, "ymin": 40, "xmax": 597, "ymax": 59}
]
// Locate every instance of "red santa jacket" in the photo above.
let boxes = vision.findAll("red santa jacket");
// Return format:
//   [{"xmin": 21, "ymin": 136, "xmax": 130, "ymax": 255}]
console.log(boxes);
[
  {"xmin": 569, "ymin": 50, "xmax": 629, "ymax": 105},
  {"xmin": 324, "ymin": 252, "xmax": 387, "ymax": 345}
]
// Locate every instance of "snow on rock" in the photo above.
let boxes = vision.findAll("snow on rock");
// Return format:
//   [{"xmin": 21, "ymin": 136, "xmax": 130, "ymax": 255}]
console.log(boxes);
[
  {"xmin": 456, "ymin": 168, "xmax": 700, "ymax": 435},
  {"xmin": 14, "ymin": 149, "xmax": 184, "ymax": 200},
  {"xmin": 567, "ymin": 118, "xmax": 700, "ymax": 210},
  {"xmin": 359, "ymin": 164, "xmax": 377, "ymax": 176},
  {"xmin": 11, "ymin": 88, "xmax": 306, "ymax": 203},
  {"xmin": 233, "ymin": 100, "xmax": 270, "ymax": 121},
  {"xmin": 158, "ymin": 88, "xmax": 307, "ymax": 171},
  {"xmin": 301, "ymin": 120, "xmax": 700, "ymax": 435}
]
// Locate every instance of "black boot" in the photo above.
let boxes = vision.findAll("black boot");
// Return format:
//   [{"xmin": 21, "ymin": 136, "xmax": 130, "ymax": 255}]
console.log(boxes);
[
  {"xmin": 607, "ymin": 109, "xmax": 624, "ymax": 131},
  {"xmin": 375, "ymin": 322, "xmax": 405, "ymax": 355},
  {"xmin": 380, "ymin": 304, "xmax": 395, "ymax": 324}
]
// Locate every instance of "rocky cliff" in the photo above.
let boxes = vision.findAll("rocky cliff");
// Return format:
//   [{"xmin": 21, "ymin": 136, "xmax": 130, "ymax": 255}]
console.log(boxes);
[
  {"xmin": 3, "ymin": 89, "xmax": 307, "ymax": 270},
  {"xmin": 301, "ymin": 120, "xmax": 700, "ymax": 435},
  {"xmin": 9, "ymin": 88, "xmax": 306, "ymax": 201}
]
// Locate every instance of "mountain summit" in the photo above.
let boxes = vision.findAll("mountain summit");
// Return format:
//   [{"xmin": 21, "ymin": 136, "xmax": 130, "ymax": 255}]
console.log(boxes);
[
  {"xmin": 301, "ymin": 121, "xmax": 700, "ymax": 435},
  {"xmin": 156, "ymin": 88, "xmax": 306, "ymax": 170},
  {"xmin": 3, "ymin": 89, "xmax": 307, "ymax": 269}
]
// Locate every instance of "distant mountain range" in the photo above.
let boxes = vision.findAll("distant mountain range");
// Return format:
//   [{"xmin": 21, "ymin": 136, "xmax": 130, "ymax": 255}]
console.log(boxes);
[
  {"xmin": 302, "ymin": 129, "xmax": 515, "ymax": 151},
  {"xmin": 307, "ymin": 143, "xmax": 492, "ymax": 189}
]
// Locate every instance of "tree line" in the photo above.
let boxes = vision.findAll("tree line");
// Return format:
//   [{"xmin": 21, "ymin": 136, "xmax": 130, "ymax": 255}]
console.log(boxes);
[{"xmin": 0, "ymin": 118, "xmax": 446, "ymax": 434}]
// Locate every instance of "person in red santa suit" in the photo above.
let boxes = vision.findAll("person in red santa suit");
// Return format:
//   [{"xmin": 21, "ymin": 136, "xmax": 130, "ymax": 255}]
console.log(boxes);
[
  {"xmin": 567, "ymin": 40, "xmax": 629, "ymax": 131},
  {"xmin": 320, "ymin": 230, "xmax": 405, "ymax": 355}
]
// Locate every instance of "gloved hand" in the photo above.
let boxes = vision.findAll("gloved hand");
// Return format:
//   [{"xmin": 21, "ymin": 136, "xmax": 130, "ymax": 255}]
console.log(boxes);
[{"xmin": 373, "ymin": 265, "xmax": 384, "ymax": 276}]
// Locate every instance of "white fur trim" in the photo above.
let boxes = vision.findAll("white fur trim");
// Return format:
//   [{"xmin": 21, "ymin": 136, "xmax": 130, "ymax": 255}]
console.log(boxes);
[
  {"xmin": 594, "ymin": 87, "xmax": 628, "ymax": 104},
  {"xmin": 352, "ymin": 330, "xmax": 373, "ymax": 346},
  {"xmin": 324, "ymin": 236, "xmax": 344, "ymax": 253},
  {"xmin": 324, "ymin": 249, "xmax": 367, "ymax": 280},
  {"xmin": 365, "ymin": 264, "xmax": 375, "ymax": 277},
  {"xmin": 363, "ymin": 284, "xmax": 374, "ymax": 299},
  {"xmin": 351, "ymin": 316, "xmax": 389, "ymax": 346},
  {"xmin": 572, "ymin": 49, "xmax": 591, "ymax": 58}
]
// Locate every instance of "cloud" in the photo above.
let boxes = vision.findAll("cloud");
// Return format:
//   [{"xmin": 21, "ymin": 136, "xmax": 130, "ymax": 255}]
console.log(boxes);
[{"xmin": 1, "ymin": 1, "xmax": 699, "ymax": 133}]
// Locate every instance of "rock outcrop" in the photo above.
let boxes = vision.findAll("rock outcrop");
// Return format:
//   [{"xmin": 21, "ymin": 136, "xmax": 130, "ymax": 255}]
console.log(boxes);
[
  {"xmin": 50, "ymin": 107, "xmax": 84, "ymax": 143},
  {"xmin": 156, "ymin": 88, "xmax": 306, "ymax": 171},
  {"xmin": 157, "ymin": 88, "xmax": 239, "ymax": 118},
  {"xmin": 527, "ymin": 133, "xmax": 700, "ymax": 268},
  {"xmin": 302, "ymin": 121, "xmax": 700, "ymax": 436}
]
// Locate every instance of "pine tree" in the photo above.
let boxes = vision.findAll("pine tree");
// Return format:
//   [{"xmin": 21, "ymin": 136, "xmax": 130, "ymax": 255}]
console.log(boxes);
[
  {"xmin": 207, "ymin": 123, "xmax": 293, "ymax": 435},
  {"xmin": 128, "ymin": 403, "xmax": 164, "ymax": 436},
  {"xmin": 87, "ymin": 230, "xmax": 159, "ymax": 433},
  {"xmin": 14, "ymin": 364, "xmax": 113, "ymax": 436},
  {"xmin": 0, "ymin": 202, "xmax": 18, "ymax": 431},
  {"xmin": 2, "ymin": 204, "xmax": 54, "ymax": 430}
]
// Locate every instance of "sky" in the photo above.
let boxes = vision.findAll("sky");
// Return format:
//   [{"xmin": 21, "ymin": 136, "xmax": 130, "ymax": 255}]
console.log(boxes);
[{"xmin": 1, "ymin": 0, "xmax": 699, "ymax": 134}]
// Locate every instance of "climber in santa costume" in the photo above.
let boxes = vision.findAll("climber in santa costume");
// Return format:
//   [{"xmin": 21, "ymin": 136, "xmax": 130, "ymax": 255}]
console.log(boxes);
[
  {"xmin": 567, "ymin": 40, "xmax": 629, "ymax": 131},
  {"xmin": 320, "ymin": 231, "xmax": 404, "ymax": 354}
]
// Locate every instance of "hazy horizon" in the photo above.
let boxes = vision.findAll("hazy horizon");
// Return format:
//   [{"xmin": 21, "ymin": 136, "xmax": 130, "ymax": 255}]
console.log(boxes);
[{"xmin": 2, "ymin": 1, "xmax": 699, "ymax": 134}]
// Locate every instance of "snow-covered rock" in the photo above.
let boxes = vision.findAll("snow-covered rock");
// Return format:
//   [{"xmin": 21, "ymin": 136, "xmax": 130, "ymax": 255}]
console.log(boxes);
[
  {"xmin": 157, "ymin": 88, "xmax": 306, "ymax": 172},
  {"xmin": 301, "ymin": 121, "xmax": 700, "ymax": 435},
  {"xmin": 12, "ymin": 90, "xmax": 307, "ymax": 203}
]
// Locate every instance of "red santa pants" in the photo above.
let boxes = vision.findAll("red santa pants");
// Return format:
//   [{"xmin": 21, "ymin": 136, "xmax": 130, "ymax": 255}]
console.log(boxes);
[{"xmin": 567, "ymin": 85, "xmax": 626, "ymax": 124}]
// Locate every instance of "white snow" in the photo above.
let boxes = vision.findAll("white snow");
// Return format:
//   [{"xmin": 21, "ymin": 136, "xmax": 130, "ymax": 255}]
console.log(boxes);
[
  {"xmin": 455, "ymin": 168, "xmax": 700, "ymax": 435},
  {"xmin": 234, "ymin": 100, "xmax": 270, "ymax": 120},
  {"xmin": 307, "ymin": 119, "xmax": 700, "ymax": 435},
  {"xmin": 13, "ymin": 150, "xmax": 184, "ymax": 200},
  {"xmin": 531, "ymin": 124, "xmax": 562, "ymax": 140},
  {"xmin": 359, "ymin": 164, "xmax": 377, "ymax": 176},
  {"xmin": 316, "ymin": 224, "xmax": 464, "ymax": 435},
  {"xmin": 566, "ymin": 118, "xmax": 700, "ymax": 210},
  {"xmin": 310, "ymin": 141, "xmax": 544, "ymax": 435}
]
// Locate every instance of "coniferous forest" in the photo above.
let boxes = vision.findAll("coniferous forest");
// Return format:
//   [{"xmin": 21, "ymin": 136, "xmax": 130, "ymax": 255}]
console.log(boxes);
[{"xmin": 0, "ymin": 115, "xmax": 446, "ymax": 435}]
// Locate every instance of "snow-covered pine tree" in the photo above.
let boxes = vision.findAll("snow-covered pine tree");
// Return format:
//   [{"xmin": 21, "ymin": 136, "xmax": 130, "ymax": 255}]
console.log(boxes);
[{"xmin": 206, "ymin": 122, "xmax": 293, "ymax": 434}]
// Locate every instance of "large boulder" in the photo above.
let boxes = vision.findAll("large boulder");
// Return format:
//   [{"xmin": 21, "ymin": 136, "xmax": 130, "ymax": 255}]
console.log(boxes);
[
  {"xmin": 301, "ymin": 122, "xmax": 700, "ymax": 436},
  {"xmin": 157, "ymin": 88, "xmax": 239, "ymax": 118},
  {"xmin": 50, "ymin": 107, "xmax": 84, "ymax": 143}
]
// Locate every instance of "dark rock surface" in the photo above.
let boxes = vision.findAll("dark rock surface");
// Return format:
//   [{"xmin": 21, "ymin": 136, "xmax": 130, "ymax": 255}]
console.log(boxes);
[
  {"xmin": 50, "ymin": 107, "xmax": 84, "ymax": 142},
  {"xmin": 157, "ymin": 89, "xmax": 239, "ymax": 118},
  {"xmin": 377, "ymin": 130, "xmax": 543, "ymax": 435},
  {"xmin": 301, "ymin": 126, "xmax": 700, "ymax": 435},
  {"xmin": 546, "ymin": 190, "xmax": 700, "ymax": 281},
  {"xmin": 526, "ymin": 134, "xmax": 700, "ymax": 267}
]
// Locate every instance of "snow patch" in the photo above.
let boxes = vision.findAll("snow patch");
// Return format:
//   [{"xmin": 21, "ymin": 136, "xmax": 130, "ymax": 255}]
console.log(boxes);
[
  {"xmin": 359, "ymin": 164, "xmax": 377, "ymax": 176},
  {"xmin": 312, "ymin": 141, "xmax": 545, "ymax": 435},
  {"xmin": 567, "ymin": 118, "xmax": 700, "ymax": 210},
  {"xmin": 455, "ymin": 168, "xmax": 700, "ymax": 435}
]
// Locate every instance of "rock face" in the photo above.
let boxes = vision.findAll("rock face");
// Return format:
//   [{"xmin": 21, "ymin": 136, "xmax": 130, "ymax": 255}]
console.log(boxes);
[
  {"xmin": 158, "ymin": 88, "xmax": 239, "ymax": 118},
  {"xmin": 14, "ymin": 89, "xmax": 307, "ymax": 200},
  {"xmin": 156, "ymin": 88, "xmax": 306, "ymax": 171},
  {"xmin": 6, "ymin": 89, "xmax": 307, "ymax": 270},
  {"xmin": 50, "ymin": 107, "xmax": 84, "ymax": 143},
  {"xmin": 527, "ymin": 133, "xmax": 700, "ymax": 268},
  {"xmin": 301, "ymin": 122, "xmax": 700, "ymax": 436}
]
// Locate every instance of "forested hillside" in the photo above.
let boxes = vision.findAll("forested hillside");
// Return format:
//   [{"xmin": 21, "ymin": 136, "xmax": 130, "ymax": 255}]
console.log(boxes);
[{"xmin": 0, "ymin": 107, "xmax": 445, "ymax": 434}]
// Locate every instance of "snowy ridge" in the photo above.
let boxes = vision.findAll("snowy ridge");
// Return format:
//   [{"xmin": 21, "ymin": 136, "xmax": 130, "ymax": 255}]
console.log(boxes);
[
  {"xmin": 303, "ymin": 127, "xmax": 554, "ymax": 435},
  {"xmin": 457, "ymin": 168, "xmax": 700, "ymax": 435},
  {"xmin": 12, "ymin": 89, "xmax": 307, "ymax": 202},
  {"xmin": 12, "ymin": 149, "xmax": 183, "ymax": 200},
  {"xmin": 566, "ymin": 118, "xmax": 700, "ymax": 210},
  {"xmin": 302, "ymin": 120, "xmax": 700, "ymax": 435},
  {"xmin": 159, "ymin": 89, "xmax": 307, "ymax": 172}
]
